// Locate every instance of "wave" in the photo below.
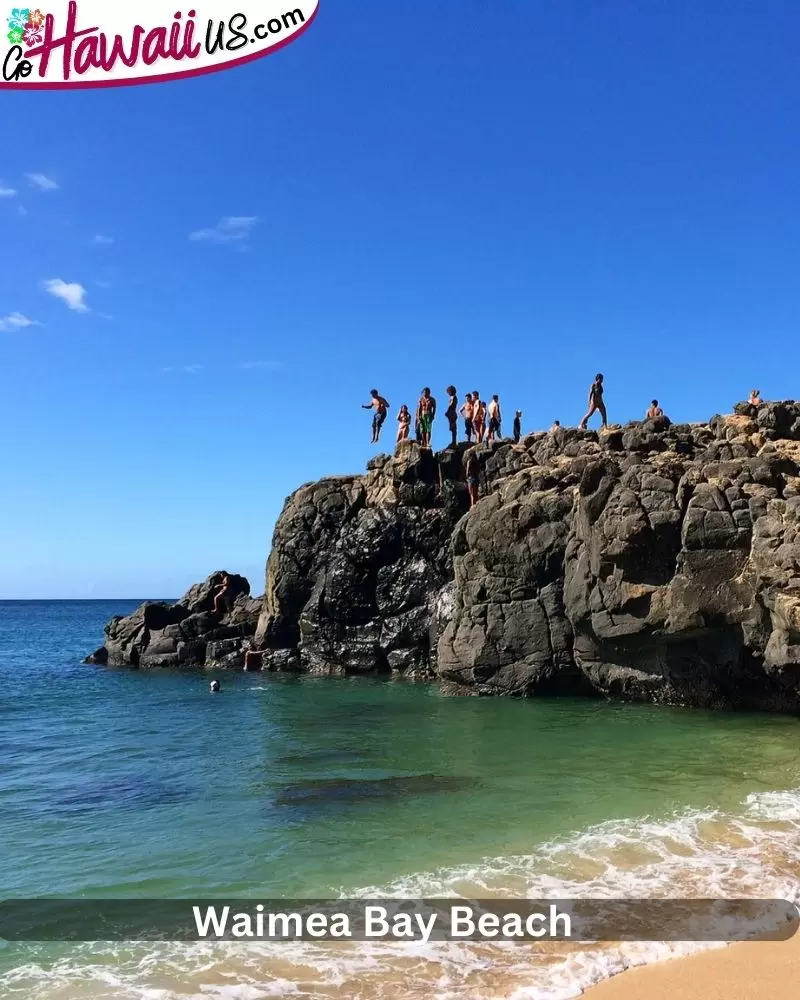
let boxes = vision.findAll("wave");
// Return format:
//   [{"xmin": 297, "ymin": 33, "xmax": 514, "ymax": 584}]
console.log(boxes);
[{"xmin": 3, "ymin": 787, "xmax": 799, "ymax": 1000}]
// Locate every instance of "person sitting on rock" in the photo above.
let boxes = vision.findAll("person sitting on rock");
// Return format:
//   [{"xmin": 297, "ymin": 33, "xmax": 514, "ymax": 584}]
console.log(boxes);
[
  {"xmin": 473, "ymin": 398, "xmax": 486, "ymax": 443},
  {"xmin": 749, "ymin": 388, "xmax": 762, "ymax": 407},
  {"xmin": 460, "ymin": 393, "xmax": 475, "ymax": 444},
  {"xmin": 646, "ymin": 399, "xmax": 664, "ymax": 419},
  {"xmin": 513, "ymin": 410, "xmax": 522, "ymax": 443},
  {"xmin": 445, "ymin": 386, "xmax": 459, "ymax": 448},
  {"xmin": 417, "ymin": 387, "xmax": 436, "ymax": 449},
  {"xmin": 550, "ymin": 420, "xmax": 561, "ymax": 431},
  {"xmin": 579, "ymin": 373, "xmax": 607, "ymax": 430},
  {"xmin": 486, "ymin": 395, "xmax": 502, "ymax": 443},
  {"xmin": 211, "ymin": 572, "xmax": 234, "ymax": 617},
  {"xmin": 465, "ymin": 450, "xmax": 481, "ymax": 508},
  {"xmin": 362, "ymin": 389, "xmax": 390, "ymax": 444},
  {"xmin": 396, "ymin": 404, "xmax": 411, "ymax": 442}
]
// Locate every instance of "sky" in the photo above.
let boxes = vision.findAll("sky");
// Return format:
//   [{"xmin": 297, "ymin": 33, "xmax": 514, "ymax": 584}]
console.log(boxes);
[{"xmin": 1, "ymin": 0, "xmax": 799, "ymax": 598}]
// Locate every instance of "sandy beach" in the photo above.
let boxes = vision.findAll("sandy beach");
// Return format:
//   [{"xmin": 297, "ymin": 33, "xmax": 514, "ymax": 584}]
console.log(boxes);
[{"xmin": 584, "ymin": 934, "xmax": 800, "ymax": 1000}]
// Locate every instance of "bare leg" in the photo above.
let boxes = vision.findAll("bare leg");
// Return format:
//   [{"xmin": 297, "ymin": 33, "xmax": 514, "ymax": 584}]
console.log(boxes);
[
  {"xmin": 598, "ymin": 402, "xmax": 608, "ymax": 429},
  {"xmin": 579, "ymin": 403, "xmax": 597, "ymax": 430}
]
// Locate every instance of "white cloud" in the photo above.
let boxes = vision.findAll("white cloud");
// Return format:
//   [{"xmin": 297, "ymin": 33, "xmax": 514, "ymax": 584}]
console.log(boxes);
[
  {"xmin": 0, "ymin": 182, "xmax": 16, "ymax": 197},
  {"xmin": 0, "ymin": 312, "xmax": 40, "ymax": 332},
  {"xmin": 93, "ymin": 234, "xmax": 114, "ymax": 245},
  {"xmin": 41, "ymin": 278, "xmax": 89, "ymax": 312},
  {"xmin": 159, "ymin": 365, "xmax": 204, "ymax": 374},
  {"xmin": 17, "ymin": 205, "xmax": 27, "ymax": 216},
  {"xmin": 239, "ymin": 361, "xmax": 283, "ymax": 370},
  {"xmin": 26, "ymin": 172, "xmax": 59, "ymax": 191},
  {"xmin": 189, "ymin": 216, "xmax": 258, "ymax": 243}
]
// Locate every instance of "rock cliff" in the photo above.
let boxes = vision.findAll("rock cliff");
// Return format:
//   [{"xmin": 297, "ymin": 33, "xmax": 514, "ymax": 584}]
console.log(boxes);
[{"xmin": 87, "ymin": 401, "xmax": 800, "ymax": 712}]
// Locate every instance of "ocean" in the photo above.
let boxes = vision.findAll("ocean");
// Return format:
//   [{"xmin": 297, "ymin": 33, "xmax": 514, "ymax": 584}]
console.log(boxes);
[{"xmin": 1, "ymin": 599, "xmax": 799, "ymax": 999}]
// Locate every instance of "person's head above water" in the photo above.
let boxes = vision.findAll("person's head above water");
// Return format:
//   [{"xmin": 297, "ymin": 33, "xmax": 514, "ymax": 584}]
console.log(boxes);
[{"xmin": 210, "ymin": 680, "xmax": 220, "ymax": 693}]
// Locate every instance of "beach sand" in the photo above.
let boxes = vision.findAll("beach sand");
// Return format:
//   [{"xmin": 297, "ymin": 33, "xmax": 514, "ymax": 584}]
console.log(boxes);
[{"xmin": 584, "ymin": 934, "xmax": 800, "ymax": 1000}]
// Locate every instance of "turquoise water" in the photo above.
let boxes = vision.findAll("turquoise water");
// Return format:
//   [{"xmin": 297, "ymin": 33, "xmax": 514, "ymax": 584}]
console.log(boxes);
[{"xmin": 2, "ymin": 600, "xmax": 800, "ymax": 999}]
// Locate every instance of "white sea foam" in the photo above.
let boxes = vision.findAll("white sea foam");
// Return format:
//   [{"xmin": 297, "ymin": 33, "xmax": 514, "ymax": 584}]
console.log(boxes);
[{"xmin": 3, "ymin": 787, "xmax": 799, "ymax": 1000}]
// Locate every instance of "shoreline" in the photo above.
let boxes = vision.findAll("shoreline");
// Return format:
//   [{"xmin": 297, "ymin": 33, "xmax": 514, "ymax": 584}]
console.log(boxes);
[{"xmin": 582, "ymin": 932, "xmax": 800, "ymax": 1000}]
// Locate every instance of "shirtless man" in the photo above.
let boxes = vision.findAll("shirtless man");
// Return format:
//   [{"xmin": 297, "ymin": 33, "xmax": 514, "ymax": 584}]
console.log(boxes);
[
  {"xmin": 579, "ymin": 373, "xmax": 607, "ymax": 430},
  {"xmin": 465, "ymin": 450, "xmax": 481, "ymax": 508},
  {"xmin": 646, "ymin": 399, "xmax": 664, "ymax": 419},
  {"xmin": 461, "ymin": 393, "xmax": 475, "ymax": 444},
  {"xmin": 396, "ymin": 404, "xmax": 411, "ymax": 442},
  {"xmin": 417, "ymin": 387, "xmax": 437, "ymax": 448},
  {"xmin": 362, "ymin": 389, "xmax": 390, "ymax": 443},
  {"xmin": 445, "ymin": 386, "xmax": 459, "ymax": 448},
  {"xmin": 749, "ymin": 388, "xmax": 762, "ymax": 407},
  {"xmin": 473, "ymin": 399, "xmax": 487, "ymax": 443},
  {"xmin": 486, "ymin": 394, "xmax": 502, "ymax": 443}
]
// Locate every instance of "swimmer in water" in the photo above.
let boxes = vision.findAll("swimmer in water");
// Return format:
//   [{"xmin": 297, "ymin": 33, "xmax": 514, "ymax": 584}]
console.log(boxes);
[{"xmin": 210, "ymin": 680, "xmax": 220, "ymax": 693}]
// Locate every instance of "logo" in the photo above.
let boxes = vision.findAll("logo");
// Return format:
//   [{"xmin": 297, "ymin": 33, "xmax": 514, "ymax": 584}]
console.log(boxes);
[{"xmin": 2, "ymin": 1, "xmax": 319, "ymax": 88}]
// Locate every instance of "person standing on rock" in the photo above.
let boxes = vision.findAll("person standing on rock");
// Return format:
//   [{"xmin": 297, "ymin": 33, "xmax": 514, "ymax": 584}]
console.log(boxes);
[
  {"xmin": 396, "ymin": 404, "xmax": 411, "ymax": 442},
  {"xmin": 461, "ymin": 393, "xmax": 475, "ymax": 444},
  {"xmin": 465, "ymin": 449, "xmax": 481, "ymax": 508},
  {"xmin": 445, "ymin": 386, "xmax": 459, "ymax": 448},
  {"xmin": 579, "ymin": 373, "xmax": 607, "ymax": 430},
  {"xmin": 362, "ymin": 389, "xmax": 390, "ymax": 444},
  {"xmin": 486, "ymin": 395, "xmax": 502, "ymax": 444},
  {"xmin": 513, "ymin": 410, "xmax": 522, "ymax": 443},
  {"xmin": 473, "ymin": 398, "xmax": 487, "ymax": 443},
  {"xmin": 417, "ymin": 387, "xmax": 436, "ymax": 449},
  {"xmin": 646, "ymin": 399, "xmax": 664, "ymax": 419}
]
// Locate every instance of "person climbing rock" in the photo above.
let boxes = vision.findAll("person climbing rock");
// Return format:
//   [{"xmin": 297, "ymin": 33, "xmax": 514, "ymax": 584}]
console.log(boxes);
[
  {"xmin": 362, "ymin": 389, "xmax": 390, "ymax": 443},
  {"xmin": 486, "ymin": 395, "xmax": 502, "ymax": 443},
  {"xmin": 579, "ymin": 374, "xmax": 607, "ymax": 430},
  {"xmin": 211, "ymin": 572, "xmax": 234, "ymax": 617},
  {"xmin": 465, "ymin": 449, "xmax": 481, "ymax": 508},
  {"xmin": 461, "ymin": 393, "xmax": 475, "ymax": 444},
  {"xmin": 396, "ymin": 404, "xmax": 411, "ymax": 442},
  {"xmin": 417, "ymin": 387, "xmax": 436, "ymax": 449},
  {"xmin": 445, "ymin": 386, "xmax": 459, "ymax": 448}
]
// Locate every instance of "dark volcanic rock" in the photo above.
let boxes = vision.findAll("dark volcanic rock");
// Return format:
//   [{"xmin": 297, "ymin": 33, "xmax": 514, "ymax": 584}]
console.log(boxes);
[
  {"xmin": 85, "ymin": 572, "xmax": 259, "ymax": 669},
  {"xmin": 88, "ymin": 402, "xmax": 800, "ymax": 712}
]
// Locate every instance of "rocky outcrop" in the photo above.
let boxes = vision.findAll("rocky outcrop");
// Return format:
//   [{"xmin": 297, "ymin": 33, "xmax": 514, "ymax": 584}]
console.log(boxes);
[
  {"xmin": 88, "ymin": 403, "xmax": 800, "ymax": 712},
  {"xmin": 85, "ymin": 572, "xmax": 261, "ymax": 668}
]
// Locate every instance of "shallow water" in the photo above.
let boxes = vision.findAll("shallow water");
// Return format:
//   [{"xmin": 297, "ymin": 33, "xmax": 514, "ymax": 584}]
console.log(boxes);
[{"xmin": 1, "ymin": 600, "xmax": 798, "ymax": 998}]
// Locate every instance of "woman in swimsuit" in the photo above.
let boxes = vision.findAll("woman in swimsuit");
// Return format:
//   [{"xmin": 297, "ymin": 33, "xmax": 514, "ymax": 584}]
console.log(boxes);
[
  {"xmin": 579, "ymin": 373, "xmax": 607, "ymax": 430},
  {"xmin": 445, "ymin": 385, "xmax": 458, "ymax": 448},
  {"xmin": 396, "ymin": 404, "xmax": 411, "ymax": 442},
  {"xmin": 473, "ymin": 399, "xmax": 486, "ymax": 443}
]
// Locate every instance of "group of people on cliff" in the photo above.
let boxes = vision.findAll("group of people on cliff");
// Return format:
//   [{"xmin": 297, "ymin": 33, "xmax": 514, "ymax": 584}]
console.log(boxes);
[
  {"xmin": 363, "ymin": 387, "xmax": 522, "ymax": 449},
  {"xmin": 362, "ymin": 374, "xmax": 673, "ymax": 451}
]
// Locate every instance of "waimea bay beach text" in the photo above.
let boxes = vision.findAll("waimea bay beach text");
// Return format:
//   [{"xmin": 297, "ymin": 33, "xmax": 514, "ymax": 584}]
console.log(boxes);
[{"xmin": 192, "ymin": 903, "xmax": 572, "ymax": 942}]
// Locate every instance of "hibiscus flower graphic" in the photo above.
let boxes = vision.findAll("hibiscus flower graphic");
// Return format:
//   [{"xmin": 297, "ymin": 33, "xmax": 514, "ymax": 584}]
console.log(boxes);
[
  {"xmin": 22, "ymin": 21, "xmax": 41, "ymax": 45},
  {"xmin": 7, "ymin": 25, "xmax": 24, "ymax": 44},
  {"xmin": 7, "ymin": 7, "xmax": 30, "ymax": 31},
  {"xmin": 27, "ymin": 7, "xmax": 44, "ymax": 27}
]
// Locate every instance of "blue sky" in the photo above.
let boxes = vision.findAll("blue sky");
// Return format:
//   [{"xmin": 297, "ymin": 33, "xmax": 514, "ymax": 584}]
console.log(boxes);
[{"xmin": 1, "ymin": 0, "xmax": 799, "ymax": 598}]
